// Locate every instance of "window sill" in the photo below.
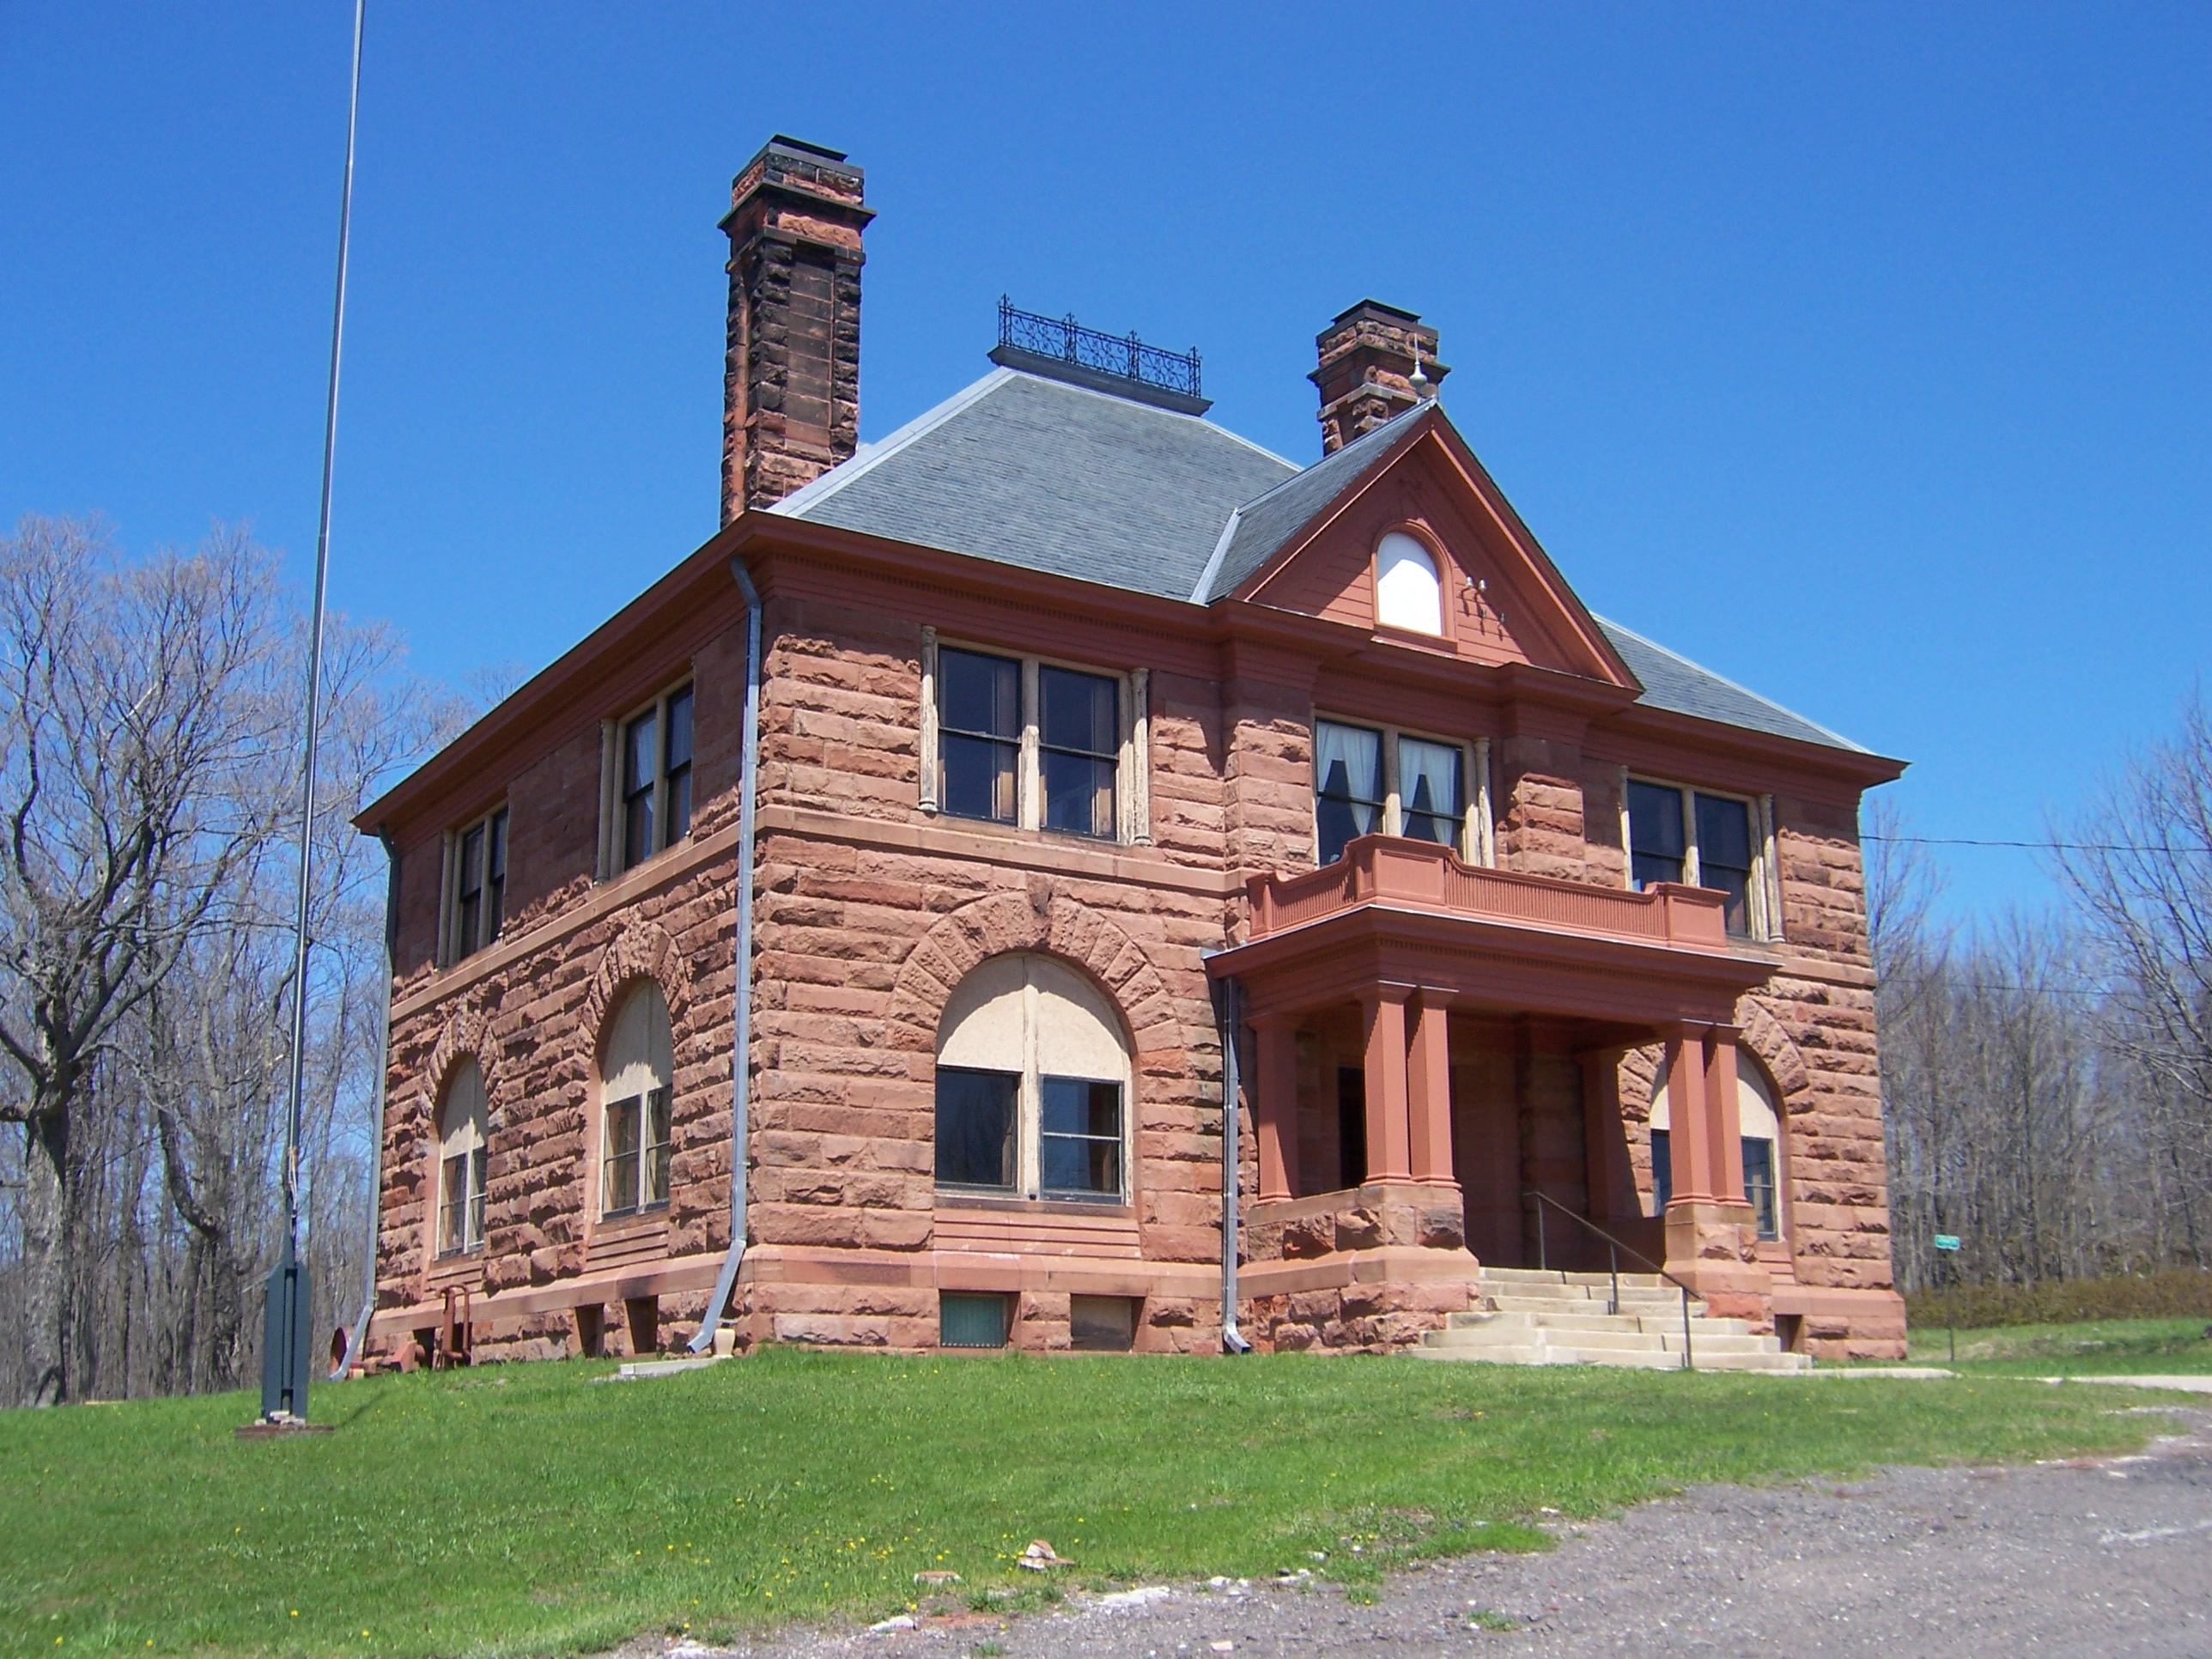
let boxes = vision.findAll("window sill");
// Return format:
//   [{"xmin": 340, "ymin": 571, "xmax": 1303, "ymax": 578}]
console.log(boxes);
[
  {"xmin": 928, "ymin": 810, "xmax": 1130, "ymax": 852},
  {"xmin": 608, "ymin": 836, "xmax": 695, "ymax": 885},
  {"xmin": 935, "ymin": 1189, "xmax": 1134, "ymax": 1218},
  {"xmin": 597, "ymin": 1204, "xmax": 671, "ymax": 1231}
]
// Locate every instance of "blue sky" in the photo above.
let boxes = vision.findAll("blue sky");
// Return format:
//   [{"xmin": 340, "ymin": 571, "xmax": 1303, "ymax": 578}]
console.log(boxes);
[{"xmin": 3, "ymin": 4, "xmax": 2206, "ymax": 921}]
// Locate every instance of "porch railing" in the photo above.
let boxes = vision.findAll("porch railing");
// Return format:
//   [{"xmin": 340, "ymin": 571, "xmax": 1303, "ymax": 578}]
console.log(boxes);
[
  {"xmin": 1247, "ymin": 836, "xmax": 1730, "ymax": 948},
  {"xmin": 1524, "ymin": 1188, "xmax": 1697, "ymax": 1371}
]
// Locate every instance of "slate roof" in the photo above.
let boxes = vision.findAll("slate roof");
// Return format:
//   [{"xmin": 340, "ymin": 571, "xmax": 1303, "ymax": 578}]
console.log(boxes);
[{"xmin": 775, "ymin": 365, "xmax": 1869, "ymax": 756}]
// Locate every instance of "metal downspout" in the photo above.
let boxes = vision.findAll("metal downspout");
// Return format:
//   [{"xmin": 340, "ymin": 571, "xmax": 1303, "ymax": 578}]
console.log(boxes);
[
  {"xmin": 335, "ymin": 828, "xmax": 398, "ymax": 1378},
  {"xmin": 689, "ymin": 556, "xmax": 763, "ymax": 1352},
  {"xmin": 1216, "ymin": 966, "xmax": 1252, "ymax": 1353}
]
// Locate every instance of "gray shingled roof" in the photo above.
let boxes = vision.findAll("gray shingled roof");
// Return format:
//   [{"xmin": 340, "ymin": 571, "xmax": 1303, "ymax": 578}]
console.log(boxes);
[
  {"xmin": 1194, "ymin": 404, "xmax": 1423, "ymax": 602},
  {"xmin": 775, "ymin": 368, "xmax": 1294, "ymax": 601},
  {"xmin": 776, "ymin": 364, "xmax": 1869, "ymax": 756},
  {"xmin": 1596, "ymin": 617, "xmax": 1866, "ymax": 752}
]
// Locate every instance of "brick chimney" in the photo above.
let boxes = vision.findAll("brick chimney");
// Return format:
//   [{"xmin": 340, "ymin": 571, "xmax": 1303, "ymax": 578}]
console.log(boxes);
[
  {"xmin": 1310, "ymin": 301, "xmax": 1448, "ymax": 455},
  {"xmin": 720, "ymin": 137, "xmax": 873, "ymax": 522}
]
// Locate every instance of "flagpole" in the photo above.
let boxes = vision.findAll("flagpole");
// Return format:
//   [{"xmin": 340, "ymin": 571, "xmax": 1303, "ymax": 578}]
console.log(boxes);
[{"xmin": 263, "ymin": 0, "xmax": 366, "ymax": 1426}]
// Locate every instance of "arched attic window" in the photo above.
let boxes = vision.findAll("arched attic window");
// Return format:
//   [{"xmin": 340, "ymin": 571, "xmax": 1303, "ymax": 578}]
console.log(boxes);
[
  {"xmin": 600, "ymin": 981, "xmax": 674, "ymax": 1218},
  {"xmin": 436, "ymin": 1059, "xmax": 488, "ymax": 1255},
  {"xmin": 934, "ymin": 953, "xmax": 1132, "ymax": 1202},
  {"xmin": 1649, "ymin": 1051, "xmax": 1784, "ymax": 1241},
  {"xmin": 1375, "ymin": 531, "xmax": 1443, "ymax": 635}
]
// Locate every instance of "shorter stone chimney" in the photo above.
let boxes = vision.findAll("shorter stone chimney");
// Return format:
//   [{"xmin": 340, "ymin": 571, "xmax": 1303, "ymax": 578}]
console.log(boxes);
[
  {"xmin": 720, "ymin": 137, "xmax": 873, "ymax": 522},
  {"xmin": 1310, "ymin": 301, "xmax": 1448, "ymax": 455}
]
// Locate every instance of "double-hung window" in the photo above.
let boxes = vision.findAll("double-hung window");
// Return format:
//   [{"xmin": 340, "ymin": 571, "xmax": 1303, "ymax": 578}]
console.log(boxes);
[
  {"xmin": 933, "ymin": 954, "xmax": 1131, "ymax": 1204},
  {"xmin": 607, "ymin": 682, "xmax": 694, "ymax": 875},
  {"xmin": 435, "ymin": 1059, "xmax": 489, "ymax": 1255},
  {"xmin": 926, "ymin": 637, "xmax": 1146, "ymax": 844},
  {"xmin": 599, "ymin": 982, "xmax": 674, "ymax": 1218},
  {"xmin": 444, "ymin": 805, "xmax": 508, "ymax": 964},
  {"xmin": 602, "ymin": 1086, "xmax": 672, "ymax": 1217},
  {"xmin": 1313, "ymin": 719, "xmax": 1489, "ymax": 866},
  {"xmin": 1624, "ymin": 779, "xmax": 1774, "ymax": 939}
]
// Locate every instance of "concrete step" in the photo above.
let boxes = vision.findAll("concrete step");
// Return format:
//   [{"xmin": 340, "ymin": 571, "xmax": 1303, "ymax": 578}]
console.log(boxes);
[
  {"xmin": 1481, "ymin": 1267, "xmax": 1676, "ymax": 1289},
  {"xmin": 1654, "ymin": 1332, "xmax": 1778, "ymax": 1356},
  {"xmin": 1483, "ymin": 1292, "xmax": 1704, "ymax": 1316},
  {"xmin": 1425, "ymin": 1325, "xmax": 1662, "ymax": 1354}
]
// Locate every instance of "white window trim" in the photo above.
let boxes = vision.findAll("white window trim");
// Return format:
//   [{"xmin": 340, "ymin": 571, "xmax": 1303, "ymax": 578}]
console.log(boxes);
[
  {"xmin": 929, "ymin": 637, "xmax": 1151, "ymax": 847},
  {"xmin": 439, "ymin": 802, "xmax": 509, "ymax": 968},
  {"xmin": 1623, "ymin": 775, "xmax": 1780, "ymax": 942},
  {"xmin": 1312, "ymin": 714, "xmax": 1493, "ymax": 866},
  {"xmin": 600, "ymin": 672, "xmax": 696, "ymax": 878}
]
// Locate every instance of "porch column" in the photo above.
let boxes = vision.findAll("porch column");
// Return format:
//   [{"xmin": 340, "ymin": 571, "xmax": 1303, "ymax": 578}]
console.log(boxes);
[
  {"xmin": 1358, "ymin": 988, "xmax": 1415, "ymax": 1184},
  {"xmin": 1662, "ymin": 1026, "xmax": 1717, "ymax": 1205},
  {"xmin": 1407, "ymin": 990, "xmax": 1456, "ymax": 1188},
  {"xmin": 1704, "ymin": 1024, "xmax": 1747, "ymax": 1205},
  {"xmin": 1253, "ymin": 1014, "xmax": 1299, "ymax": 1203}
]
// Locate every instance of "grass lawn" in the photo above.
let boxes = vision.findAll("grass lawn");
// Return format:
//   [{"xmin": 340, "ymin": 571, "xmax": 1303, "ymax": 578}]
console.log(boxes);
[
  {"xmin": 1906, "ymin": 1315, "xmax": 2212, "ymax": 1375},
  {"xmin": 0, "ymin": 1349, "xmax": 2184, "ymax": 1659}
]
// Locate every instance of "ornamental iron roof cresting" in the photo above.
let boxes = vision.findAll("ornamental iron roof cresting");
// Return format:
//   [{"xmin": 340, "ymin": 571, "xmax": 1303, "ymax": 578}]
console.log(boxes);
[{"xmin": 998, "ymin": 296, "xmax": 1202, "ymax": 402}]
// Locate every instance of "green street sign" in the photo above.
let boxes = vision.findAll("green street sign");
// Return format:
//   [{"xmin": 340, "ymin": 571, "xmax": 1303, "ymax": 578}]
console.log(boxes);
[{"xmin": 1933, "ymin": 1234, "xmax": 1961, "ymax": 1252}]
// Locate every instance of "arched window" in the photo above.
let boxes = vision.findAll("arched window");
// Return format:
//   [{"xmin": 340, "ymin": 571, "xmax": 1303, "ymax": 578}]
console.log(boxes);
[
  {"xmin": 601, "ymin": 982, "xmax": 673, "ymax": 1218},
  {"xmin": 1649, "ymin": 1050, "xmax": 1784, "ymax": 1240},
  {"xmin": 1375, "ymin": 531, "xmax": 1443, "ymax": 635},
  {"xmin": 436, "ymin": 1059, "xmax": 488, "ymax": 1255},
  {"xmin": 934, "ymin": 953, "xmax": 1131, "ymax": 1202}
]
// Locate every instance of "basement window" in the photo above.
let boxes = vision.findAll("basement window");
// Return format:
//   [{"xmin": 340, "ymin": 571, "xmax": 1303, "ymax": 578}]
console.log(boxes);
[
  {"xmin": 939, "ymin": 1292, "xmax": 1009, "ymax": 1349},
  {"xmin": 1625, "ymin": 778, "xmax": 1777, "ymax": 940},
  {"xmin": 1070, "ymin": 1295, "xmax": 1137, "ymax": 1352}
]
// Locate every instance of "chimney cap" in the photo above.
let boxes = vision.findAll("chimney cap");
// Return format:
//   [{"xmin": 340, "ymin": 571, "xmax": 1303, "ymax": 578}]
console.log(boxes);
[
  {"xmin": 1328, "ymin": 298, "xmax": 1425, "ymax": 328},
  {"xmin": 764, "ymin": 134, "xmax": 851, "ymax": 165}
]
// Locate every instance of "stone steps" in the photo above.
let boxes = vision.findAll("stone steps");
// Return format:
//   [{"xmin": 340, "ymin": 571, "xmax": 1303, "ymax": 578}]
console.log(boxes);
[{"xmin": 1415, "ymin": 1267, "xmax": 1812, "ymax": 1374}]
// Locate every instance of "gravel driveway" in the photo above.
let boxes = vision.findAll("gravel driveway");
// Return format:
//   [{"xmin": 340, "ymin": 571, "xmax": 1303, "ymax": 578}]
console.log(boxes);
[{"xmin": 654, "ymin": 1400, "xmax": 2212, "ymax": 1659}]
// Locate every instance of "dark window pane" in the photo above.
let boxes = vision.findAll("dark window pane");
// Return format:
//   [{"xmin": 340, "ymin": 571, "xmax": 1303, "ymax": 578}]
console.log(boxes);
[
  {"xmin": 939, "ymin": 649, "xmax": 1019, "ymax": 739},
  {"xmin": 665, "ymin": 686, "xmax": 693, "ymax": 771},
  {"xmin": 1694, "ymin": 793, "xmax": 1755, "ymax": 936},
  {"xmin": 934, "ymin": 1067, "xmax": 1017, "ymax": 1189},
  {"xmin": 468, "ymin": 1147, "xmax": 487, "ymax": 1248},
  {"xmin": 941, "ymin": 732, "xmax": 1018, "ymax": 824},
  {"xmin": 644, "ymin": 1086, "xmax": 672, "ymax": 1207},
  {"xmin": 440, "ymin": 1155, "xmax": 468, "ymax": 1255},
  {"xmin": 1651, "ymin": 1128, "xmax": 1672, "ymax": 1213},
  {"xmin": 604, "ymin": 1096, "xmax": 641, "ymax": 1214},
  {"xmin": 1041, "ymin": 749, "xmax": 1115, "ymax": 838},
  {"xmin": 1399, "ymin": 738, "xmax": 1462, "ymax": 848},
  {"xmin": 623, "ymin": 710, "xmax": 656, "ymax": 869},
  {"xmin": 485, "ymin": 810, "xmax": 507, "ymax": 942},
  {"xmin": 1041, "ymin": 1077, "xmax": 1121, "ymax": 1199},
  {"xmin": 665, "ymin": 689, "xmax": 694, "ymax": 844},
  {"xmin": 939, "ymin": 1292, "xmax": 1007, "ymax": 1348},
  {"xmin": 1336, "ymin": 1065, "xmax": 1366, "ymax": 1188},
  {"xmin": 1315, "ymin": 722, "xmax": 1383, "ymax": 865},
  {"xmin": 1743, "ymin": 1137, "xmax": 1778, "ymax": 1240},
  {"xmin": 625, "ymin": 710, "xmax": 657, "ymax": 796},
  {"xmin": 1039, "ymin": 666, "xmax": 1116, "ymax": 756},
  {"xmin": 457, "ymin": 823, "xmax": 484, "ymax": 955},
  {"xmin": 1627, "ymin": 781, "xmax": 1686, "ymax": 889}
]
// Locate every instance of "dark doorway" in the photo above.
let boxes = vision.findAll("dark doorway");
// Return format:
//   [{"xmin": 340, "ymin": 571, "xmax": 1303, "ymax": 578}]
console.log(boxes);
[{"xmin": 1336, "ymin": 1065, "xmax": 1366, "ymax": 1188}]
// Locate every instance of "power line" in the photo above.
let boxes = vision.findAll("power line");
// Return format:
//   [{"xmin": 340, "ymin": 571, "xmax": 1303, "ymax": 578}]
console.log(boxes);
[{"xmin": 1865, "ymin": 834, "xmax": 2212, "ymax": 854}]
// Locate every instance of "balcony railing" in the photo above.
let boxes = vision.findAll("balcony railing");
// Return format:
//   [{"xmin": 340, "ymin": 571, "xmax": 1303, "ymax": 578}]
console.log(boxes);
[
  {"xmin": 1245, "ymin": 836, "xmax": 1733, "ymax": 951},
  {"xmin": 997, "ymin": 297, "xmax": 1202, "ymax": 402}
]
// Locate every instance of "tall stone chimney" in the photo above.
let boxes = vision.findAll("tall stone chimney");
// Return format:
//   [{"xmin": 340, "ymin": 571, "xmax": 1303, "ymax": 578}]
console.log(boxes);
[
  {"xmin": 1310, "ymin": 301, "xmax": 1448, "ymax": 455},
  {"xmin": 720, "ymin": 137, "xmax": 872, "ymax": 522}
]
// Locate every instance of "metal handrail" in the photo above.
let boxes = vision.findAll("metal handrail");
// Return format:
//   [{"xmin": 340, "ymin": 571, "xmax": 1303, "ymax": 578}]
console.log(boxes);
[{"xmin": 1522, "ymin": 1188, "xmax": 1697, "ymax": 1372}]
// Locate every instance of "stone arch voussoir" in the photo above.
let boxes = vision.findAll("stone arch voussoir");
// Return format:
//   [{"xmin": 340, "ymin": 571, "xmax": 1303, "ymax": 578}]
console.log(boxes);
[
  {"xmin": 885, "ymin": 889, "xmax": 1180, "ymax": 1063},
  {"xmin": 1733, "ymin": 994, "xmax": 1812, "ymax": 1106},
  {"xmin": 580, "ymin": 918, "xmax": 687, "ymax": 1068}
]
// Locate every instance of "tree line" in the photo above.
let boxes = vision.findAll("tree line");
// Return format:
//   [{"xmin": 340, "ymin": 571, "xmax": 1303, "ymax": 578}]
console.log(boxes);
[
  {"xmin": 0, "ymin": 516, "xmax": 454, "ymax": 1406},
  {"xmin": 1874, "ymin": 702, "xmax": 2212, "ymax": 1292}
]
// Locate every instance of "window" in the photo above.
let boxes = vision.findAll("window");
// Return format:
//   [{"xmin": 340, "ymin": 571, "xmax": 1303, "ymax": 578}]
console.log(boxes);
[
  {"xmin": 435, "ymin": 1060, "xmax": 488, "ymax": 1255},
  {"xmin": 1374, "ymin": 531, "xmax": 1443, "ymax": 635},
  {"xmin": 610, "ymin": 682, "xmax": 695, "ymax": 874},
  {"xmin": 445, "ymin": 805, "xmax": 508, "ymax": 963},
  {"xmin": 939, "ymin": 1292, "xmax": 1009, "ymax": 1348},
  {"xmin": 1625, "ymin": 778, "xmax": 1773, "ymax": 939},
  {"xmin": 1649, "ymin": 1050, "xmax": 1784, "ymax": 1240},
  {"xmin": 599, "ymin": 982, "xmax": 674, "ymax": 1218},
  {"xmin": 926, "ymin": 636, "xmax": 1147, "ymax": 844},
  {"xmin": 934, "ymin": 953, "xmax": 1131, "ymax": 1203},
  {"xmin": 1069, "ymin": 1295, "xmax": 1137, "ymax": 1352},
  {"xmin": 1314, "ymin": 719, "xmax": 1488, "ymax": 867}
]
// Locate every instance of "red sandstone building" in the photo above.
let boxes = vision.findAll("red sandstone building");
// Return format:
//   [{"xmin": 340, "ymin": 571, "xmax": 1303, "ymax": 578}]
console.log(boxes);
[{"xmin": 360, "ymin": 137, "xmax": 1909, "ymax": 1366}]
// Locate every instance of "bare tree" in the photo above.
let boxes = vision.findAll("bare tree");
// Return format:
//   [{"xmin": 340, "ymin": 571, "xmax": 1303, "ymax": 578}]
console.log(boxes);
[
  {"xmin": 2055, "ymin": 695, "xmax": 2212, "ymax": 1265},
  {"xmin": 0, "ymin": 518, "xmax": 295, "ymax": 1404}
]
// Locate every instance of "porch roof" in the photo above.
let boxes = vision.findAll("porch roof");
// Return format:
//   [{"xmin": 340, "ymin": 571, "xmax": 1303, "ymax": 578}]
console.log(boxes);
[{"xmin": 1212, "ymin": 837, "xmax": 1775, "ymax": 1029}]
